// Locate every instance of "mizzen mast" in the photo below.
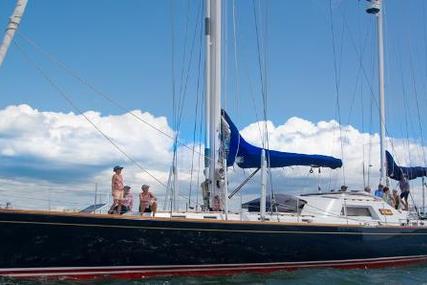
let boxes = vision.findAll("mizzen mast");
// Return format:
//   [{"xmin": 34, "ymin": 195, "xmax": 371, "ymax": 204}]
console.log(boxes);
[
  {"xmin": 0, "ymin": 0, "xmax": 28, "ymax": 68},
  {"xmin": 366, "ymin": 0, "xmax": 387, "ymax": 184}
]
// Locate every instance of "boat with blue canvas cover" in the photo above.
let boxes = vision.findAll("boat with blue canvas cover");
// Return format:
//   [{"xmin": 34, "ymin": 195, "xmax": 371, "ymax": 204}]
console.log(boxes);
[{"xmin": 1, "ymin": 0, "xmax": 427, "ymax": 281}]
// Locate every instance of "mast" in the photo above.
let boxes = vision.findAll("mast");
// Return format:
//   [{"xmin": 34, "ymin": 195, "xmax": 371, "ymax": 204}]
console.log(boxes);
[
  {"xmin": 204, "ymin": 0, "xmax": 211, "ymax": 210},
  {"xmin": 0, "ymin": 0, "xmax": 28, "ymax": 68},
  {"xmin": 204, "ymin": 0, "xmax": 224, "ymax": 210},
  {"xmin": 260, "ymin": 149, "xmax": 267, "ymax": 220},
  {"xmin": 366, "ymin": 0, "xmax": 386, "ymax": 184}
]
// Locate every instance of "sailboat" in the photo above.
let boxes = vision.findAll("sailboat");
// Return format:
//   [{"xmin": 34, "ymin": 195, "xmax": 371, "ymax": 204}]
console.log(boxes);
[{"xmin": 1, "ymin": 0, "xmax": 427, "ymax": 280}]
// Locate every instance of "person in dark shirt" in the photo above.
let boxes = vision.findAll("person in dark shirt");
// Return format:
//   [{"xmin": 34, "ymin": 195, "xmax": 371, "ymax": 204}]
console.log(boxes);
[{"xmin": 399, "ymin": 176, "xmax": 410, "ymax": 210}]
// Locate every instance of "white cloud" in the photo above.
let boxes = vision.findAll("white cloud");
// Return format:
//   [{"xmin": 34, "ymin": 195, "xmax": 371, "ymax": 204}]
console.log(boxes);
[
  {"xmin": 240, "ymin": 116, "xmax": 427, "ymax": 190},
  {"xmin": 0, "ymin": 104, "xmax": 174, "ymax": 166},
  {"xmin": 0, "ymin": 104, "xmax": 426, "ymax": 211}
]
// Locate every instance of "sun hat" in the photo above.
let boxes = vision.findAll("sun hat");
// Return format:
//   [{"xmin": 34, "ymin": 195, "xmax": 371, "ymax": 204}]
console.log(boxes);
[{"xmin": 113, "ymin": 165, "xmax": 124, "ymax": 172}]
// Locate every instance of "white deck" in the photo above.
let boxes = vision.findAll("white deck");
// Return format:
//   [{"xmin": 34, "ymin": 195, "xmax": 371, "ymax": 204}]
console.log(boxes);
[{"xmin": 117, "ymin": 191, "xmax": 425, "ymax": 227}]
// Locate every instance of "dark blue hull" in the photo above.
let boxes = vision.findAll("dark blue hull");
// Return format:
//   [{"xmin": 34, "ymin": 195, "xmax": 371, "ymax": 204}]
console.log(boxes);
[{"xmin": 1, "ymin": 209, "xmax": 427, "ymax": 279}]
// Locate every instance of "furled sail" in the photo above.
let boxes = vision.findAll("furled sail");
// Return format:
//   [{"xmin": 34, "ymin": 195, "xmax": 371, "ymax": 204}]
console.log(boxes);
[
  {"xmin": 386, "ymin": 151, "xmax": 427, "ymax": 181},
  {"xmin": 222, "ymin": 110, "xmax": 342, "ymax": 169}
]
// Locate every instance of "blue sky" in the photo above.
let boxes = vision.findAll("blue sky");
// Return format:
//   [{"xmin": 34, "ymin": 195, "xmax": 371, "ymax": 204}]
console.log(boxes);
[
  {"xmin": 0, "ymin": 0, "xmax": 427, "ymax": 210},
  {"xmin": 0, "ymin": 0, "xmax": 426, "ymax": 139}
]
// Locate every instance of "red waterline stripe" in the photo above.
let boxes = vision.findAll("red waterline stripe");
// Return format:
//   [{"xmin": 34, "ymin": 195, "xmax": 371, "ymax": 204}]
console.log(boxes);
[{"xmin": 2, "ymin": 256, "xmax": 427, "ymax": 280}]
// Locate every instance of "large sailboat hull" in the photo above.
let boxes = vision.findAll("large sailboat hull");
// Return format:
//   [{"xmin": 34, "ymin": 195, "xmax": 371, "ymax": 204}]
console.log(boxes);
[{"xmin": 1, "ymin": 209, "xmax": 427, "ymax": 279}]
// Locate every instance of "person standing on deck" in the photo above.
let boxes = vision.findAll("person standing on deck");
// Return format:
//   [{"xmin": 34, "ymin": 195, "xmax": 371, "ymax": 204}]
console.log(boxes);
[
  {"xmin": 392, "ymin": 189, "xmax": 401, "ymax": 210},
  {"xmin": 399, "ymin": 175, "xmax": 410, "ymax": 210},
  {"xmin": 382, "ymin": 187, "xmax": 394, "ymax": 208},
  {"xmin": 109, "ymin": 165, "xmax": 124, "ymax": 214}
]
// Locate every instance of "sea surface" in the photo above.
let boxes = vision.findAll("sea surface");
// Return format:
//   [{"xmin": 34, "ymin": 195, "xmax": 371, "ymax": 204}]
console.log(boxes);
[{"xmin": 1, "ymin": 266, "xmax": 427, "ymax": 285}]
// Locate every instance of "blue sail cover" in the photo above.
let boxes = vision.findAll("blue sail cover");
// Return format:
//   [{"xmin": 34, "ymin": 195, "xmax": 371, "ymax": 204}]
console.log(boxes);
[
  {"xmin": 386, "ymin": 151, "xmax": 427, "ymax": 181},
  {"xmin": 222, "ymin": 110, "xmax": 342, "ymax": 169}
]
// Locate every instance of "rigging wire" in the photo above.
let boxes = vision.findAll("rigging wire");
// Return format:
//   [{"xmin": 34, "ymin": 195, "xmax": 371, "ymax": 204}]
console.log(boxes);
[
  {"xmin": 345, "ymin": 20, "xmax": 371, "ymax": 126},
  {"xmin": 252, "ymin": 0, "xmax": 268, "ymax": 143},
  {"xmin": 387, "ymin": 4, "xmax": 427, "ymax": 171},
  {"xmin": 396, "ymin": 48, "xmax": 414, "ymax": 163},
  {"xmin": 229, "ymin": 0, "xmax": 243, "ymax": 177},
  {"xmin": 423, "ymin": 1, "xmax": 427, "ymax": 80},
  {"xmin": 167, "ymin": 0, "xmax": 178, "ymax": 210},
  {"xmin": 0, "ymin": 192, "xmax": 84, "ymax": 207},
  {"xmin": 340, "ymin": 10, "xmax": 408, "ymax": 182},
  {"xmin": 263, "ymin": 1, "xmax": 276, "ymax": 212},
  {"xmin": 243, "ymin": 64, "xmax": 264, "ymax": 140},
  {"xmin": 176, "ymin": 0, "xmax": 192, "ymax": 129},
  {"xmin": 171, "ymin": 0, "xmax": 177, "ymax": 133},
  {"xmin": 176, "ymin": 1, "xmax": 203, "ymax": 133},
  {"xmin": 14, "ymin": 39, "xmax": 201, "ymax": 206},
  {"xmin": 167, "ymin": 1, "xmax": 204, "ymax": 210},
  {"xmin": 15, "ymin": 32, "xmax": 212, "ymax": 164},
  {"xmin": 407, "ymin": 43, "xmax": 427, "ymax": 166},
  {"xmin": 195, "ymin": 95, "xmax": 205, "ymax": 210},
  {"xmin": 179, "ymin": 2, "xmax": 204, "ymax": 209},
  {"xmin": 252, "ymin": 0, "xmax": 276, "ymax": 212},
  {"xmin": 13, "ymin": 41, "xmax": 169, "ymax": 189},
  {"xmin": 188, "ymin": 10, "xmax": 204, "ymax": 209},
  {"xmin": 252, "ymin": 0, "xmax": 268, "ymax": 146},
  {"xmin": 232, "ymin": 0, "xmax": 241, "ymax": 117},
  {"xmin": 341, "ymin": 5, "xmax": 373, "ymax": 187},
  {"xmin": 343, "ymin": 21, "xmax": 377, "ymax": 178},
  {"xmin": 328, "ymin": 0, "xmax": 346, "ymax": 185}
]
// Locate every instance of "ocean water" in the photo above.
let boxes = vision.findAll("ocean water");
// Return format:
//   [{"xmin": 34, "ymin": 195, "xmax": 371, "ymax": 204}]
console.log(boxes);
[{"xmin": 2, "ymin": 266, "xmax": 427, "ymax": 285}]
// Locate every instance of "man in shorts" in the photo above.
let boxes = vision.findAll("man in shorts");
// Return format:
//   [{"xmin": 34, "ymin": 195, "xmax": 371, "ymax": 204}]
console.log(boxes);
[
  {"xmin": 399, "ymin": 175, "xmax": 410, "ymax": 210},
  {"xmin": 109, "ymin": 165, "xmax": 124, "ymax": 214}
]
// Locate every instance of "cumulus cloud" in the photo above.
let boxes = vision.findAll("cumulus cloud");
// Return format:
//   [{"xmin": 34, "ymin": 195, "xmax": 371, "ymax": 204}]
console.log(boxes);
[
  {"xmin": 0, "ymin": 104, "xmax": 426, "ymax": 210},
  {"xmin": 0, "ymin": 105, "xmax": 205, "ymax": 210},
  {"xmin": 0, "ymin": 104, "xmax": 174, "ymax": 166},
  {"xmin": 240, "ymin": 116, "xmax": 427, "ymax": 189}
]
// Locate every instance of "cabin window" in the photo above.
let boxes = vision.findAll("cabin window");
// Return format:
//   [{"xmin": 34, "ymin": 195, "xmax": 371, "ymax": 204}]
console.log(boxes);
[
  {"xmin": 171, "ymin": 215, "xmax": 186, "ymax": 219},
  {"xmin": 341, "ymin": 206, "xmax": 372, "ymax": 217},
  {"xmin": 203, "ymin": 216, "xmax": 217, "ymax": 219}
]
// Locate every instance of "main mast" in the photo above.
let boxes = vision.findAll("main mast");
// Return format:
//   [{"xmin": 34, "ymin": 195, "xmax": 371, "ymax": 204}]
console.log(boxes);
[
  {"xmin": 366, "ymin": 0, "xmax": 386, "ymax": 184},
  {"xmin": 204, "ymin": 0, "xmax": 225, "ymax": 211},
  {"xmin": 0, "ymin": 0, "xmax": 28, "ymax": 68}
]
